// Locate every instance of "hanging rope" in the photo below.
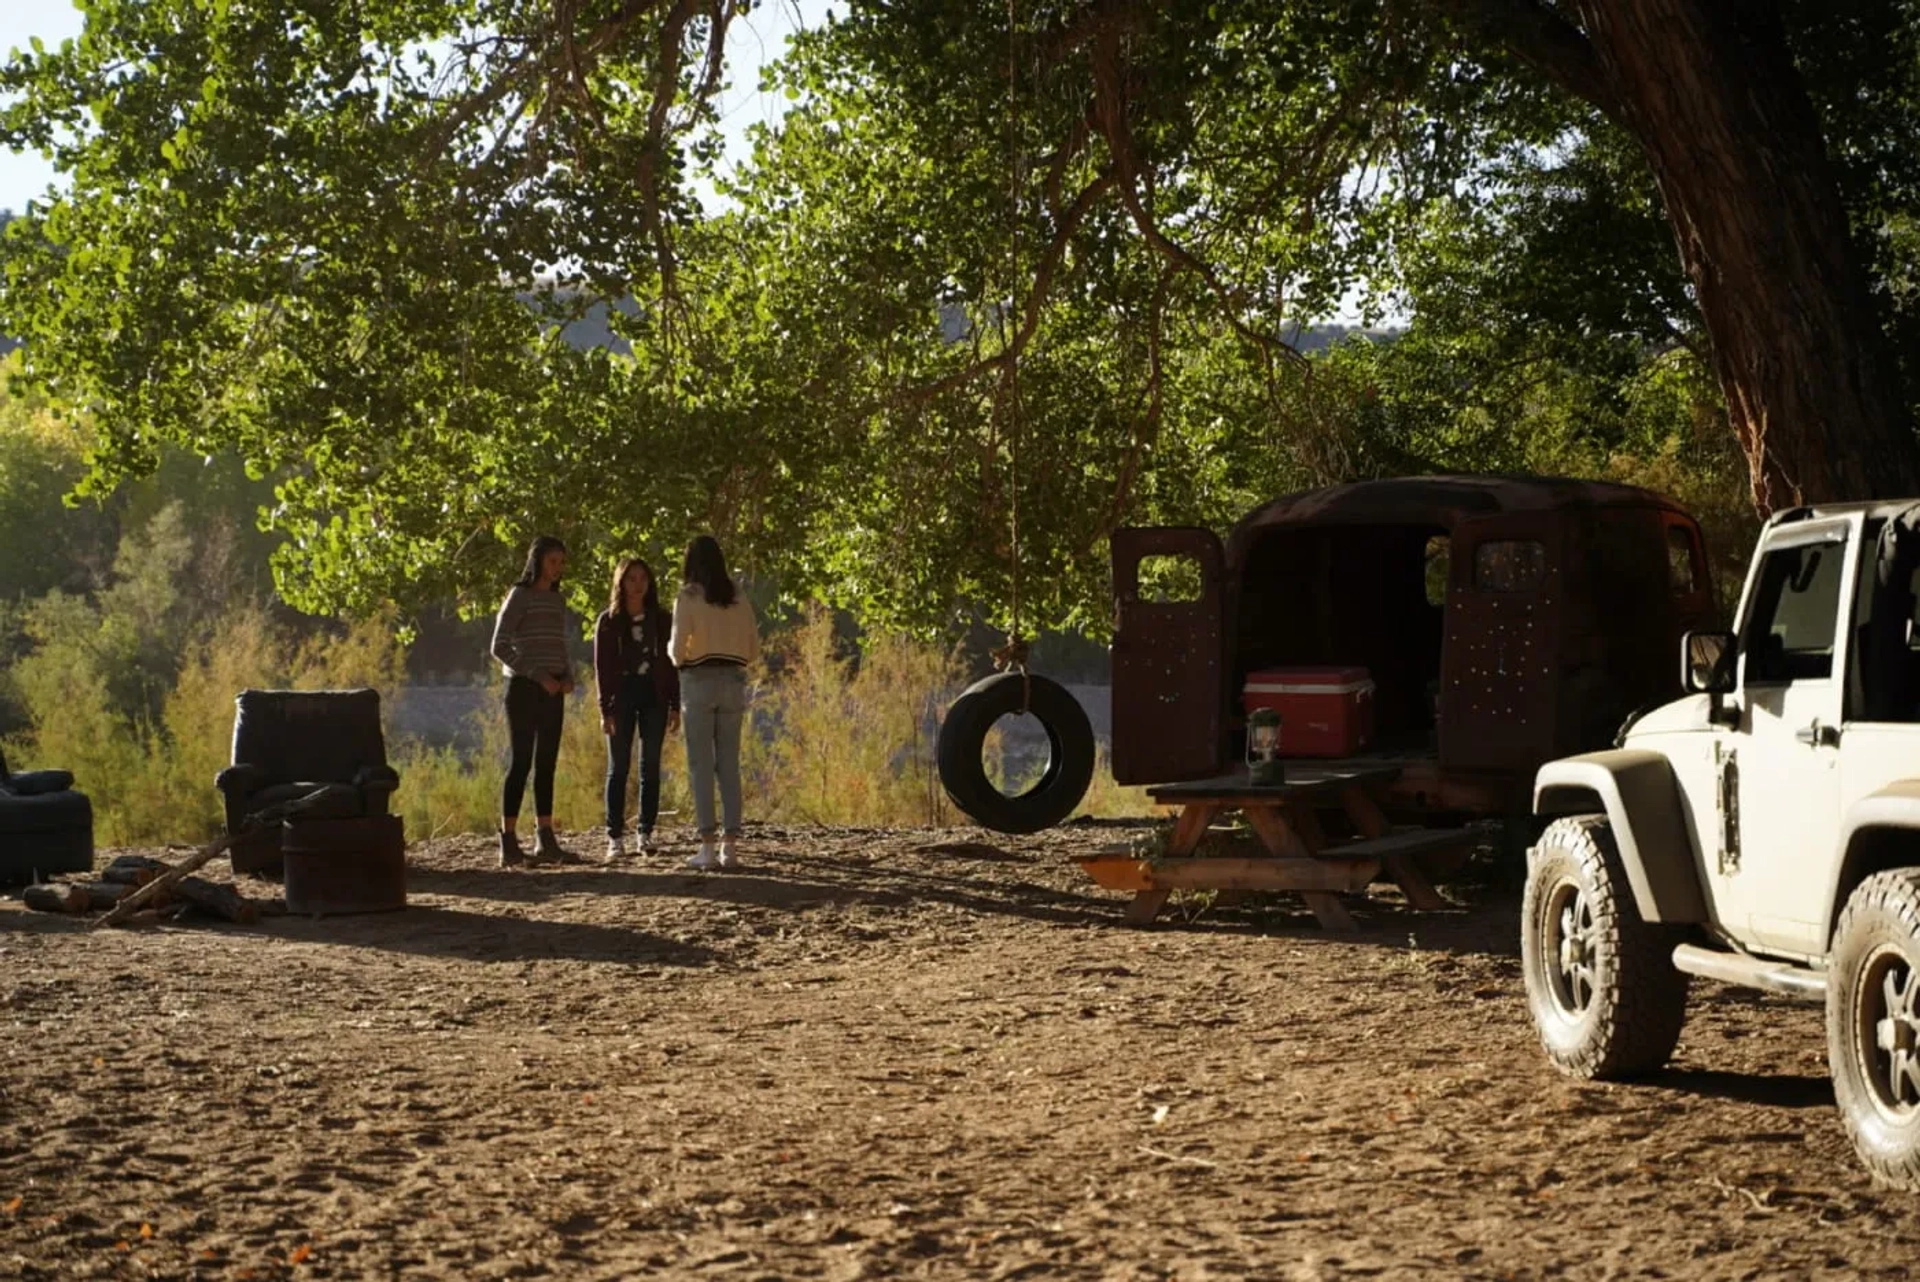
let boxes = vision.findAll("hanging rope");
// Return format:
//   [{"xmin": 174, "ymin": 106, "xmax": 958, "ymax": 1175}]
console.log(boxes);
[{"xmin": 992, "ymin": 0, "xmax": 1031, "ymax": 712}]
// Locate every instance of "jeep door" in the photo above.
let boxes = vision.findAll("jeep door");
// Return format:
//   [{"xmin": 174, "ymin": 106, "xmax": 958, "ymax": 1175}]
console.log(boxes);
[
  {"xmin": 1724, "ymin": 516, "xmax": 1861, "ymax": 957},
  {"xmin": 1110, "ymin": 527, "xmax": 1226, "ymax": 784}
]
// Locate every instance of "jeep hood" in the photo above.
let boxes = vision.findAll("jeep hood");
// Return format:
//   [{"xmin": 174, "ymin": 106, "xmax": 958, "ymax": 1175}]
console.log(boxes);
[{"xmin": 1622, "ymin": 694, "xmax": 1716, "ymax": 740}]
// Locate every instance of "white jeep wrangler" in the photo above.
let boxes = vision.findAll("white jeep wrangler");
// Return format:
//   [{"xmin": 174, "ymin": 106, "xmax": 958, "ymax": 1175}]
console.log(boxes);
[{"xmin": 1523, "ymin": 501, "xmax": 1920, "ymax": 1187}]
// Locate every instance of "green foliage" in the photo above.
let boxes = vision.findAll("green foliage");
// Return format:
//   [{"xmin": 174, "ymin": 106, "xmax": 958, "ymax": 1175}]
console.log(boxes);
[
  {"xmin": 1, "ymin": 1, "xmax": 1901, "ymax": 636},
  {"xmin": 0, "ymin": 353, "xmax": 116, "ymax": 605},
  {"xmin": 10, "ymin": 599, "xmax": 1148, "ymax": 844},
  {"xmin": 11, "ymin": 588, "xmax": 407, "ymax": 844},
  {"xmin": 751, "ymin": 603, "xmax": 963, "ymax": 825}
]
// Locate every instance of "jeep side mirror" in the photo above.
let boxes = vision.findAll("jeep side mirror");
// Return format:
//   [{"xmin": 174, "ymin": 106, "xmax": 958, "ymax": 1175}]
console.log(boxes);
[
  {"xmin": 1682, "ymin": 630, "xmax": 1736, "ymax": 695},
  {"xmin": 1683, "ymin": 629, "xmax": 1740, "ymax": 726}
]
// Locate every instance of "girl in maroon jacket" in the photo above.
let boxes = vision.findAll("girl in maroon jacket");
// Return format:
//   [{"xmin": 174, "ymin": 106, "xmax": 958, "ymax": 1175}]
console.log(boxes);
[{"xmin": 594, "ymin": 557, "xmax": 681, "ymax": 860}]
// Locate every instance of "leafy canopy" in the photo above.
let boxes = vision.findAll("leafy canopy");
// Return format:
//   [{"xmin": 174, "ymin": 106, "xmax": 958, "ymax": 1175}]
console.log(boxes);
[{"xmin": 2, "ymin": 1, "xmax": 1915, "ymax": 632}]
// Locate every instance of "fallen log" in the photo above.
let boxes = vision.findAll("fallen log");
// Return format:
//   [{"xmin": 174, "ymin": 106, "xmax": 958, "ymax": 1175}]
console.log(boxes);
[
  {"xmin": 100, "ymin": 855, "xmax": 170, "ymax": 887},
  {"xmin": 22, "ymin": 883, "xmax": 88, "ymax": 914},
  {"xmin": 94, "ymin": 834, "xmax": 235, "ymax": 928},
  {"xmin": 94, "ymin": 789, "xmax": 333, "ymax": 929},
  {"xmin": 174, "ymin": 876, "xmax": 259, "ymax": 925},
  {"xmin": 74, "ymin": 881, "xmax": 138, "ymax": 911}
]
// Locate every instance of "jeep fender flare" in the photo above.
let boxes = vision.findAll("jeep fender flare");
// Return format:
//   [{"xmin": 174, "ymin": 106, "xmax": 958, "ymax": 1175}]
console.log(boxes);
[
  {"xmin": 1823, "ymin": 781, "xmax": 1920, "ymax": 941},
  {"xmin": 1533, "ymin": 749, "xmax": 1709, "ymax": 924}
]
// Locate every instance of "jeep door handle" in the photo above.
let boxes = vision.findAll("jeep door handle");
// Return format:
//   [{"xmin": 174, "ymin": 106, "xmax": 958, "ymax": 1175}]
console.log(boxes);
[{"xmin": 1795, "ymin": 720, "xmax": 1840, "ymax": 747}]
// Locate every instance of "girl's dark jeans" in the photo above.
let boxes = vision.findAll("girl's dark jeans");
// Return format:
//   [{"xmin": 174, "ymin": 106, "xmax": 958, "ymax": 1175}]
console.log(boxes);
[
  {"xmin": 503, "ymin": 675, "xmax": 565, "ymax": 819},
  {"xmin": 606, "ymin": 674, "xmax": 668, "ymax": 834}
]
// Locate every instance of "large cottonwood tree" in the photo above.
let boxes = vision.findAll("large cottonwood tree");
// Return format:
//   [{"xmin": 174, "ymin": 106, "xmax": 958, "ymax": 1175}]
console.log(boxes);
[{"xmin": 1447, "ymin": 0, "xmax": 1920, "ymax": 509}]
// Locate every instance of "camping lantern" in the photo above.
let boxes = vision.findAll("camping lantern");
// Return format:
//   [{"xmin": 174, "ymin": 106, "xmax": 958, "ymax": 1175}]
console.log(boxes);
[{"xmin": 1246, "ymin": 708, "xmax": 1284, "ymax": 785}]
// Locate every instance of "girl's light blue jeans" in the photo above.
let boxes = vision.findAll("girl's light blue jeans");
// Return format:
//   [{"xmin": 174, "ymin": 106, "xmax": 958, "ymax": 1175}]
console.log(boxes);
[{"xmin": 679, "ymin": 664, "xmax": 747, "ymax": 837}]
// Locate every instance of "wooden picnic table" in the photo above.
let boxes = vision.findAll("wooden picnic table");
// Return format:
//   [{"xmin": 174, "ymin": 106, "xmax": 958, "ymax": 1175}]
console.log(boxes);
[{"xmin": 1079, "ymin": 763, "xmax": 1463, "ymax": 932}]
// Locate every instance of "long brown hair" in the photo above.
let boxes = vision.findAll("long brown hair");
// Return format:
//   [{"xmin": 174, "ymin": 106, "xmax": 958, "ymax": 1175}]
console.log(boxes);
[
  {"xmin": 515, "ymin": 534, "xmax": 567, "ymax": 589},
  {"xmin": 607, "ymin": 556, "xmax": 662, "ymax": 624},
  {"xmin": 681, "ymin": 535, "xmax": 737, "ymax": 606}
]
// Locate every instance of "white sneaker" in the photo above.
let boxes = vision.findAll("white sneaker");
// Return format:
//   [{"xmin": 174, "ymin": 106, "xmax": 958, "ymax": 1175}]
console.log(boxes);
[
  {"xmin": 717, "ymin": 838, "xmax": 738, "ymax": 870},
  {"xmin": 636, "ymin": 831, "xmax": 656, "ymax": 854},
  {"xmin": 687, "ymin": 842, "xmax": 719, "ymax": 871},
  {"xmin": 604, "ymin": 834, "xmax": 625, "ymax": 862}
]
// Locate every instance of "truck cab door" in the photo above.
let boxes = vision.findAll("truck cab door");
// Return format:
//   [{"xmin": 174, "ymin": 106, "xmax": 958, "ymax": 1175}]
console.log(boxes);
[
  {"xmin": 1723, "ymin": 515, "xmax": 1860, "ymax": 957},
  {"xmin": 1110, "ymin": 526, "xmax": 1226, "ymax": 784},
  {"xmin": 1440, "ymin": 511, "xmax": 1566, "ymax": 774}
]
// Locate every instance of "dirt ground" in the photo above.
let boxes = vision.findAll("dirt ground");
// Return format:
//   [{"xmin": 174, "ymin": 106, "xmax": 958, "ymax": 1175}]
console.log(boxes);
[{"xmin": 4, "ymin": 821, "xmax": 1917, "ymax": 1280}]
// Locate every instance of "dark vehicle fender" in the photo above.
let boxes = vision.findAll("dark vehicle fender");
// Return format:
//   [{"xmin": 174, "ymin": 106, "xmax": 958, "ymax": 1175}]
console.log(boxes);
[{"xmin": 1533, "ymin": 750, "xmax": 1709, "ymax": 924}]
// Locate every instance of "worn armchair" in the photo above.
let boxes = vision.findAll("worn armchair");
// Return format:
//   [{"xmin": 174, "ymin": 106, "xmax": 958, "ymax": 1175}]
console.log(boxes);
[
  {"xmin": 0, "ymin": 746, "xmax": 94, "ymax": 883},
  {"xmin": 216, "ymin": 689, "xmax": 400, "ymax": 874}
]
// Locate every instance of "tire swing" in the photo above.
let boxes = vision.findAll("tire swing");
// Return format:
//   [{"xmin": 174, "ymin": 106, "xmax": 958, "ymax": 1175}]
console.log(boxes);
[
  {"xmin": 938, "ymin": 652, "xmax": 1096, "ymax": 835},
  {"xmin": 935, "ymin": 15, "xmax": 1095, "ymax": 834}
]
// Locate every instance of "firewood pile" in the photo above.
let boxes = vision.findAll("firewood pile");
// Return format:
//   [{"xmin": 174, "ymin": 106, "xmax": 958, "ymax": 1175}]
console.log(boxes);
[{"xmin": 20, "ymin": 853, "xmax": 283, "ymax": 927}]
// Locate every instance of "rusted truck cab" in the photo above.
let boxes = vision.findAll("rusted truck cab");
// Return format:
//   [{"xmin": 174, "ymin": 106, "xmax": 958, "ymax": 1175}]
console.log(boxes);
[{"xmin": 1111, "ymin": 476, "xmax": 1717, "ymax": 819}]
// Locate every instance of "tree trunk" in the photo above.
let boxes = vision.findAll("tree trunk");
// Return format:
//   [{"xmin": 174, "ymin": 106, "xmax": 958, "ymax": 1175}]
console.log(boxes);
[{"xmin": 1568, "ymin": 1, "xmax": 1920, "ymax": 511}]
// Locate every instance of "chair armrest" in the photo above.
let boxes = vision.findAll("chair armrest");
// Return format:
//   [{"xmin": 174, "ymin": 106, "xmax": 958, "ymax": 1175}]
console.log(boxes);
[
  {"xmin": 215, "ymin": 763, "xmax": 269, "ymax": 796},
  {"xmin": 356, "ymin": 765, "xmax": 399, "ymax": 817},
  {"xmin": 6, "ymin": 769, "xmax": 73, "ymax": 796},
  {"xmin": 353, "ymin": 763, "xmax": 400, "ymax": 790}
]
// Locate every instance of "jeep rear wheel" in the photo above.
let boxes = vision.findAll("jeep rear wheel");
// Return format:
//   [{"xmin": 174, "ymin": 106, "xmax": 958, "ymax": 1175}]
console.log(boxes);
[
  {"xmin": 1521, "ymin": 815, "xmax": 1691, "ymax": 1078},
  {"xmin": 1829, "ymin": 870, "xmax": 1920, "ymax": 1190}
]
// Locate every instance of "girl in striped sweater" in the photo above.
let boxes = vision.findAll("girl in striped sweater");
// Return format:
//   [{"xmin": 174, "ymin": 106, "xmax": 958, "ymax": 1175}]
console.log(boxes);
[{"xmin": 490, "ymin": 535, "xmax": 578, "ymax": 866}]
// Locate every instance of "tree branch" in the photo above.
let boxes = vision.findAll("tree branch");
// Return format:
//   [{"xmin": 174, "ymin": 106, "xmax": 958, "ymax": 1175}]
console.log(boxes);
[
  {"xmin": 1433, "ymin": 0, "xmax": 1619, "ymax": 119},
  {"xmin": 1098, "ymin": 265, "xmax": 1171, "ymax": 545},
  {"xmin": 889, "ymin": 144, "xmax": 1117, "ymax": 409},
  {"xmin": 1088, "ymin": 26, "xmax": 1305, "ymax": 368}
]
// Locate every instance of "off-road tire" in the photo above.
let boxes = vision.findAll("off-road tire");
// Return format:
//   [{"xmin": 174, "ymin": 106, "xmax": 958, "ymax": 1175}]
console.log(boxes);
[
  {"xmin": 936, "ymin": 673, "xmax": 1095, "ymax": 835},
  {"xmin": 1521, "ymin": 815, "xmax": 1691, "ymax": 1078},
  {"xmin": 1828, "ymin": 869, "xmax": 1920, "ymax": 1190}
]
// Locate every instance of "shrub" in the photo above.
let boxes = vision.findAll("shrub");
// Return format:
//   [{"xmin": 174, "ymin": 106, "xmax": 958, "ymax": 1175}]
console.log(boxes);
[{"xmin": 9, "ymin": 584, "xmax": 1143, "ymax": 842}]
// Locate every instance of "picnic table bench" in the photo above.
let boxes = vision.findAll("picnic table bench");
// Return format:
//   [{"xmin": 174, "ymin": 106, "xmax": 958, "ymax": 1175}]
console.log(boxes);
[{"xmin": 1076, "ymin": 764, "xmax": 1469, "ymax": 932}]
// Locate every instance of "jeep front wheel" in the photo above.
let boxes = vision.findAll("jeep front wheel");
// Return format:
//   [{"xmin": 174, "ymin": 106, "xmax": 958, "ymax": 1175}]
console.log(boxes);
[
  {"xmin": 1521, "ymin": 815, "xmax": 1691, "ymax": 1078},
  {"xmin": 1829, "ymin": 869, "xmax": 1920, "ymax": 1190}
]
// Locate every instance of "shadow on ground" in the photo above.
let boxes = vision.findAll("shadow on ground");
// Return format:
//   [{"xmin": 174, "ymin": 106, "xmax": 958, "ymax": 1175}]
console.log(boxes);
[
  {"xmin": 263, "ymin": 902, "xmax": 717, "ymax": 967},
  {"xmin": 1643, "ymin": 1068, "xmax": 1835, "ymax": 1111}
]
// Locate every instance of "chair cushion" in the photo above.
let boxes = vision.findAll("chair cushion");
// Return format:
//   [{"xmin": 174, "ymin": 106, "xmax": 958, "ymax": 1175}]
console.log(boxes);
[
  {"xmin": 230, "ymin": 689, "xmax": 389, "ymax": 787},
  {"xmin": 1, "ymin": 770, "xmax": 74, "ymax": 796}
]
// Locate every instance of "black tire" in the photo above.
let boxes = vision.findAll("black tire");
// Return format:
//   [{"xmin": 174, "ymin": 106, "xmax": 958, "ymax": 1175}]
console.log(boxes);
[
  {"xmin": 1521, "ymin": 815, "xmax": 1691, "ymax": 1078},
  {"xmin": 1828, "ymin": 869, "xmax": 1920, "ymax": 1190},
  {"xmin": 936, "ymin": 673, "xmax": 1095, "ymax": 834}
]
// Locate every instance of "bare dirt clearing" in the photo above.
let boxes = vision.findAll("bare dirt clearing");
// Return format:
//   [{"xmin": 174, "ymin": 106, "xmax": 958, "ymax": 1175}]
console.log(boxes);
[{"xmin": 3, "ymin": 823, "xmax": 1915, "ymax": 1279}]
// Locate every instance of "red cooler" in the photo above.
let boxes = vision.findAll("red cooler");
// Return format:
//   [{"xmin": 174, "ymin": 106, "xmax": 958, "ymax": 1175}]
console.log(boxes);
[{"xmin": 1241, "ymin": 666, "xmax": 1376, "ymax": 757}]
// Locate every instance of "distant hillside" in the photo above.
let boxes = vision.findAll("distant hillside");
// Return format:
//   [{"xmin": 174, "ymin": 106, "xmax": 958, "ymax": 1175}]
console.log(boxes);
[
  {"xmin": 0, "ymin": 242, "xmax": 1394, "ymax": 359},
  {"xmin": 1285, "ymin": 322, "xmax": 1401, "ymax": 352},
  {"xmin": 530, "ymin": 293, "xmax": 640, "ymax": 356}
]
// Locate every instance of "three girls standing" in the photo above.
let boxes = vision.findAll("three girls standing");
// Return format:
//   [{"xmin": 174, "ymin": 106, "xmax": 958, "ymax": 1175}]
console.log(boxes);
[{"xmin": 493, "ymin": 533, "xmax": 759, "ymax": 871}]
